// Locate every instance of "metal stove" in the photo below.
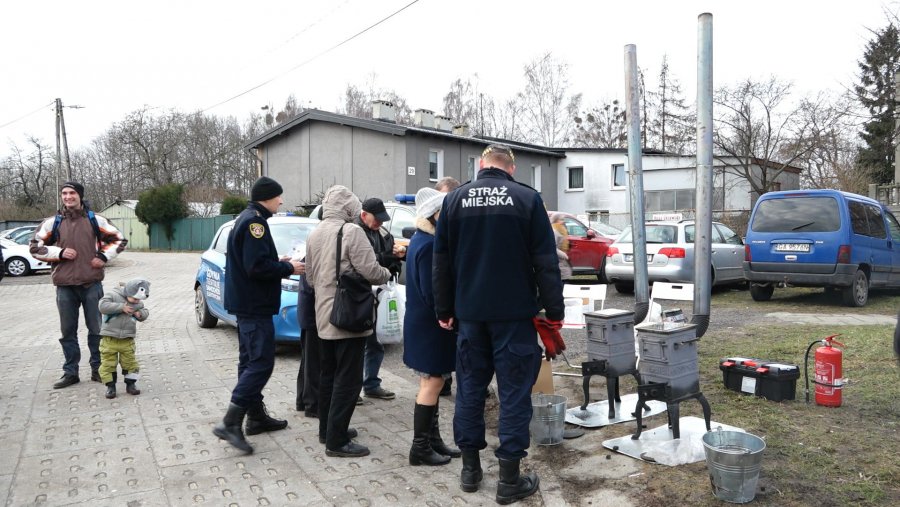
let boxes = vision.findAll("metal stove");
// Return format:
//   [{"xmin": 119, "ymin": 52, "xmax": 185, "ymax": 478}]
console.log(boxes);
[
  {"xmin": 580, "ymin": 309, "xmax": 650, "ymax": 420},
  {"xmin": 632, "ymin": 322, "xmax": 711, "ymax": 439}
]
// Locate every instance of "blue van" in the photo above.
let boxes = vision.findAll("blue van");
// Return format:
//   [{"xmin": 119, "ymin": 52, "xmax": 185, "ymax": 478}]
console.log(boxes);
[{"xmin": 743, "ymin": 189, "xmax": 900, "ymax": 307}]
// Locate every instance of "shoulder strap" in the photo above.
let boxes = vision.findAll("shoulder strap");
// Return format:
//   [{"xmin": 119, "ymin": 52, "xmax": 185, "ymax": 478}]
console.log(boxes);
[
  {"xmin": 48, "ymin": 214, "xmax": 63, "ymax": 245},
  {"xmin": 334, "ymin": 224, "xmax": 344, "ymax": 284},
  {"xmin": 49, "ymin": 211, "xmax": 102, "ymax": 248}
]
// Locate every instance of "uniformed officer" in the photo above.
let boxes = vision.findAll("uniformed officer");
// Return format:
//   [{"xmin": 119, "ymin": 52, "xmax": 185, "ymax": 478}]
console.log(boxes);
[
  {"xmin": 213, "ymin": 176, "xmax": 304, "ymax": 454},
  {"xmin": 433, "ymin": 144, "xmax": 564, "ymax": 504}
]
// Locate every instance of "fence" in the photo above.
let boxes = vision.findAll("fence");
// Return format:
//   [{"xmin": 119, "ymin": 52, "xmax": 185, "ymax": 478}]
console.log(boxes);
[
  {"xmin": 148, "ymin": 215, "xmax": 235, "ymax": 251},
  {"xmin": 870, "ymin": 182, "xmax": 900, "ymax": 207}
]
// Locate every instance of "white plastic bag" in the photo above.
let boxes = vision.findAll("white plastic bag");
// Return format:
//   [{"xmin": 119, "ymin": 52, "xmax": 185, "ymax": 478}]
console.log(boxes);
[{"xmin": 375, "ymin": 280, "xmax": 405, "ymax": 344}]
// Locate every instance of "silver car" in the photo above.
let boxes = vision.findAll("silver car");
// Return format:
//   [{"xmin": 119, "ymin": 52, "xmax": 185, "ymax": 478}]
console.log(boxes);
[{"xmin": 605, "ymin": 220, "xmax": 746, "ymax": 293}]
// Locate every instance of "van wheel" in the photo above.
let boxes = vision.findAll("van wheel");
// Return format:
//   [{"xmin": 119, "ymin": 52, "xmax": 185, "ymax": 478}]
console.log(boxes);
[
  {"xmin": 841, "ymin": 270, "xmax": 868, "ymax": 307},
  {"xmin": 749, "ymin": 283, "xmax": 774, "ymax": 301}
]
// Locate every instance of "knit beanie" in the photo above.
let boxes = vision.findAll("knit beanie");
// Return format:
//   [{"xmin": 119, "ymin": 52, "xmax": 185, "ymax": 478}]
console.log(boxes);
[
  {"xmin": 61, "ymin": 181, "xmax": 85, "ymax": 201},
  {"xmin": 251, "ymin": 176, "xmax": 283, "ymax": 202},
  {"xmin": 415, "ymin": 187, "xmax": 445, "ymax": 219}
]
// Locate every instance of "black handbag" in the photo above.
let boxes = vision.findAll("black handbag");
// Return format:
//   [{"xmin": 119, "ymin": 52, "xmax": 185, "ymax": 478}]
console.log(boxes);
[{"xmin": 329, "ymin": 224, "xmax": 375, "ymax": 332}]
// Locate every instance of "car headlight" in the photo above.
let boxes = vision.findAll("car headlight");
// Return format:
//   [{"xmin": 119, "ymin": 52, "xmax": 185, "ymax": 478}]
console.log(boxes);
[{"xmin": 281, "ymin": 278, "xmax": 300, "ymax": 292}]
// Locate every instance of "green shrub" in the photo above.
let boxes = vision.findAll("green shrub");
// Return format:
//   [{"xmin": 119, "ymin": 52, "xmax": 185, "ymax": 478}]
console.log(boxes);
[
  {"xmin": 134, "ymin": 184, "xmax": 189, "ymax": 241},
  {"xmin": 220, "ymin": 195, "xmax": 247, "ymax": 215}
]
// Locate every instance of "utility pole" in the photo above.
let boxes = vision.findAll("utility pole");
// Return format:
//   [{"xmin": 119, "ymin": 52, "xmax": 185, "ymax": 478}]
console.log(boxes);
[
  {"xmin": 55, "ymin": 99, "xmax": 62, "ymax": 209},
  {"xmin": 54, "ymin": 98, "xmax": 84, "ymax": 195}
]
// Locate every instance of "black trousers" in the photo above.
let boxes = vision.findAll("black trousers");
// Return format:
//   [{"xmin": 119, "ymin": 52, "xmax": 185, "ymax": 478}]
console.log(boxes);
[
  {"xmin": 318, "ymin": 336, "xmax": 366, "ymax": 449},
  {"xmin": 296, "ymin": 327, "xmax": 322, "ymax": 412},
  {"xmin": 231, "ymin": 316, "xmax": 276, "ymax": 408}
]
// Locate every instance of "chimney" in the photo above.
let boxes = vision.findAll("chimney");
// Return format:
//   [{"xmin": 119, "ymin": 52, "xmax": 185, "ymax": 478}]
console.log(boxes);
[
  {"xmin": 372, "ymin": 100, "xmax": 396, "ymax": 123},
  {"xmin": 452, "ymin": 124, "xmax": 470, "ymax": 136},
  {"xmin": 434, "ymin": 115, "xmax": 452, "ymax": 131},
  {"xmin": 414, "ymin": 108, "xmax": 435, "ymax": 128}
]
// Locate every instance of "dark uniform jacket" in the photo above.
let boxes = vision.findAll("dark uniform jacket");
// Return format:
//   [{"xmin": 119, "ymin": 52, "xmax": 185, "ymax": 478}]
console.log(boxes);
[
  {"xmin": 433, "ymin": 167, "xmax": 565, "ymax": 322},
  {"xmin": 353, "ymin": 215, "xmax": 400, "ymax": 273},
  {"xmin": 224, "ymin": 202, "xmax": 294, "ymax": 317}
]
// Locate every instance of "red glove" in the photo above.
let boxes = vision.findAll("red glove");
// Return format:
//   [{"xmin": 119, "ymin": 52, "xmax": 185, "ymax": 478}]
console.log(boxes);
[{"xmin": 533, "ymin": 316, "xmax": 566, "ymax": 360}]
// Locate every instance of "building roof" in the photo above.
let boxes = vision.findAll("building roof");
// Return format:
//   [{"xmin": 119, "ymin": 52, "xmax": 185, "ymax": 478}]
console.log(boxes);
[{"xmin": 244, "ymin": 109, "xmax": 563, "ymax": 158}]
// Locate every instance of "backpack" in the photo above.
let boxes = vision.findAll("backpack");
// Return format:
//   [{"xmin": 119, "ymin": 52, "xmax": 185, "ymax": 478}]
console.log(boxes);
[{"xmin": 46, "ymin": 209, "xmax": 103, "ymax": 249}]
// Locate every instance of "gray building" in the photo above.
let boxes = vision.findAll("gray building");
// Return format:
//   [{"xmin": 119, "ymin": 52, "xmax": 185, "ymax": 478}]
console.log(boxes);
[{"xmin": 244, "ymin": 104, "xmax": 563, "ymax": 211}]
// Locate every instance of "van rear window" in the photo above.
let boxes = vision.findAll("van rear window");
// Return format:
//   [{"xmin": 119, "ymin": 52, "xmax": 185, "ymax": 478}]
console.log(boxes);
[{"xmin": 751, "ymin": 197, "xmax": 840, "ymax": 232}]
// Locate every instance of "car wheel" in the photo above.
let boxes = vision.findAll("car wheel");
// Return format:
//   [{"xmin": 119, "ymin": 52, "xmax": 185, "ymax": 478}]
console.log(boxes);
[
  {"xmin": 596, "ymin": 257, "xmax": 608, "ymax": 283},
  {"xmin": 614, "ymin": 282, "xmax": 634, "ymax": 294},
  {"xmin": 749, "ymin": 283, "xmax": 774, "ymax": 301},
  {"xmin": 841, "ymin": 270, "xmax": 868, "ymax": 307},
  {"xmin": 195, "ymin": 287, "xmax": 218, "ymax": 328},
  {"xmin": 5, "ymin": 257, "xmax": 31, "ymax": 277}
]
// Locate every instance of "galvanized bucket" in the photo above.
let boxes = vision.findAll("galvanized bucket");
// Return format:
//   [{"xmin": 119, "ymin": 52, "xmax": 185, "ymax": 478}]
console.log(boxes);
[
  {"xmin": 702, "ymin": 429, "xmax": 766, "ymax": 503},
  {"xmin": 530, "ymin": 394, "xmax": 567, "ymax": 446}
]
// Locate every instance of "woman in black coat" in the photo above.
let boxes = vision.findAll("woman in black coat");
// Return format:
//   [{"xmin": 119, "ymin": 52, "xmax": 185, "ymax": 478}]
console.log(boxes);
[{"xmin": 402, "ymin": 187, "xmax": 460, "ymax": 466}]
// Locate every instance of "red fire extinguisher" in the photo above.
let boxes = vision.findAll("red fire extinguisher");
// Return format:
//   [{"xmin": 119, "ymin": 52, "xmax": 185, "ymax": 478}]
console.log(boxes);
[{"xmin": 804, "ymin": 334, "xmax": 845, "ymax": 407}]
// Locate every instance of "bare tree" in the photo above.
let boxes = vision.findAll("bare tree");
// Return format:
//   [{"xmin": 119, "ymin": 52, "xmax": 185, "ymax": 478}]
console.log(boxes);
[
  {"xmin": 0, "ymin": 137, "xmax": 55, "ymax": 212},
  {"xmin": 339, "ymin": 75, "xmax": 412, "ymax": 124},
  {"xmin": 714, "ymin": 77, "xmax": 816, "ymax": 198},
  {"xmin": 571, "ymin": 99, "xmax": 627, "ymax": 148},
  {"xmin": 442, "ymin": 76, "xmax": 480, "ymax": 130},
  {"xmin": 520, "ymin": 53, "xmax": 582, "ymax": 146}
]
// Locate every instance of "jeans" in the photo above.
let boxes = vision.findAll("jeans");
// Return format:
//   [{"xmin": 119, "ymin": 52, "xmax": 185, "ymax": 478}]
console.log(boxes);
[
  {"xmin": 56, "ymin": 283, "xmax": 103, "ymax": 376},
  {"xmin": 319, "ymin": 336, "xmax": 366, "ymax": 449},
  {"xmin": 231, "ymin": 316, "xmax": 276, "ymax": 408},
  {"xmin": 362, "ymin": 332, "xmax": 383, "ymax": 392},
  {"xmin": 453, "ymin": 319, "xmax": 542, "ymax": 460}
]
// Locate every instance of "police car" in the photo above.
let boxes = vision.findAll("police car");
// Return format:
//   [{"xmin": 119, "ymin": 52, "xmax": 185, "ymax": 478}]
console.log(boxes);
[{"xmin": 194, "ymin": 215, "xmax": 319, "ymax": 342}]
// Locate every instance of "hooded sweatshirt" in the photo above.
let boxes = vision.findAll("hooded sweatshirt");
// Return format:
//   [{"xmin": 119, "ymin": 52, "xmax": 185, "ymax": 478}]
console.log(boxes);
[
  {"xmin": 305, "ymin": 186, "xmax": 391, "ymax": 340},
  {"xmin": 98, "ymin": 279, "xmax": 151, "ymax": 338}
]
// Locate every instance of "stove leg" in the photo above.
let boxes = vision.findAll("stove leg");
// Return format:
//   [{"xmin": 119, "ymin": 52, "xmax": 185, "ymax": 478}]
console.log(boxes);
[
  {"xmin": 697, "ymin": 393, "xmax": 712, "ymax": 431},
  {"xmin": 606, "ymin": 376, "xmax": 618, "ymax": 419},
  {"xmin": 580, "ymin": 374, "xmax": 593, "ymax": 411},
  {"xmin": 631, "ymin": 373, "xmax": 650, "ymax": 414},
  {"xmin": 631, "ymin": 392, "xmax": 646, "ymax": 440},
  {"xmin": 667, "ymin": 402, "xmax": 681, "ymax": 439}
]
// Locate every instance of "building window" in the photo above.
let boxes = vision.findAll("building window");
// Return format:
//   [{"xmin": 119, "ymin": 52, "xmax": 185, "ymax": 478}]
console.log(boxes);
[
  {"xmin": 643, "ymin": 189, "xmax": 696, "ymax": 212},
  {"xmin": 467, "ymin": 156, "xmax": 477, "ymax": 181},
  {"xmin": 612, "ymin": 164, "xmax": 626, "ymax": 188},
  {"xmin": 531, "ymin": 165, "xmax": 542, "ymax": 192},
  {"xmin": 567, "ymin": 166, "xmax": 583, "ymax": 190},
  {"xmin": 429, "ymin": 150, "xmax": 444, "ymax": 181}
]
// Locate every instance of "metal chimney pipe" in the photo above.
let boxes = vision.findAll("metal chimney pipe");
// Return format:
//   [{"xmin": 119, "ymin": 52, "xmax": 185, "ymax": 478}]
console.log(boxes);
[
  {"xmin": 625, "ymin": 44, "xmax": 649, "ymax": 323},
  {"xmin": 693, "ymin": 13, "xmax": 714, "ymax": 336}
]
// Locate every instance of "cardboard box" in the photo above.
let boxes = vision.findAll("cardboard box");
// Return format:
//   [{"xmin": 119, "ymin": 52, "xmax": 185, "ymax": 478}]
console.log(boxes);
[{"xmin": 532, "ymin": 360, "xmax": 554, "ymax": 394}]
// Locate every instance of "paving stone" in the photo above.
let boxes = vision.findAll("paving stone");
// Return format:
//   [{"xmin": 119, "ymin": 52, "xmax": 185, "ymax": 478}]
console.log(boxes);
[
  {"xmin": 315, "ymin": 466, "xmax": 473, "ymax": 506},
  {"xmin": 160, "ymin": 450, "xmax": 328, "ymax": 506},
  {"xmin": 30, "ymin": 380, "xmax": 133, "ymax": 419},
  {"xmin": 0, "ymin": 474, "xmax": 11, "ymax": 507},
  {"xmin": 0, "ymin": 345, "xmax": 54, "ymax": 370},
  {"xmin": 146, "ymin": 418, "xmax": 281, "ymax": 467},
  {"xmin": 0, "ymin": 391, "xmax": 35, "ymax": 433},
  {"xmin": 138, "ymin": 352, "xmax": 227, "ymax": 393},
  {"xmin": 8, "ymin": 442, "xmax": 160, "ymax": 506},
  {"xmin": 61, "ymin": 489, "xmax": 171, "ymax": 507},
  {"xmin": 137, "ymin": 387, "xmax": 232, "ymax": 427},
  {"xmin": 0, "ymin": 430, "xmax": 25, "ymax": 474},
  {"xmin": 137, "ymin": 338, "xmax": 195, "ymax": 355},
  {"xmin": 23, "ymin": 406, "xmax": 148, "ymax": 456}
]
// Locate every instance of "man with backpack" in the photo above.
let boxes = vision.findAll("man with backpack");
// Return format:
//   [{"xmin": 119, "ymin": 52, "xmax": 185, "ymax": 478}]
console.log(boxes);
[{"xmin": 31, "ymin": 182, "xmax": 127, "ymax": 389}]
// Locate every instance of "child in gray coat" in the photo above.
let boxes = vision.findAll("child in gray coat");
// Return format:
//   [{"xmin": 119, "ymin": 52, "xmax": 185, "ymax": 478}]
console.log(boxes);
[{"xmin": 98, "ymin": 278, "xmax": 150, "ymax": 399}]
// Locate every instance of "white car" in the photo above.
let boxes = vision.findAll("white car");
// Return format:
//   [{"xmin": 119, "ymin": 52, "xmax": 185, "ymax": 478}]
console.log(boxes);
[{"xmin": 1, "ymin": 238, "xmax": 51, "ymax": 277}]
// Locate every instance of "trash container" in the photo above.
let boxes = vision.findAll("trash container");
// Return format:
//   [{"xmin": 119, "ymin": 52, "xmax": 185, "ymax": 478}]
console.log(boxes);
[
  {"xmin": 702, "ymin": 429, "xmax": 766, "ymax": 503},
  {"xmin": 530, "ymin": 393, "xmax": 567, "ymax": 445}
]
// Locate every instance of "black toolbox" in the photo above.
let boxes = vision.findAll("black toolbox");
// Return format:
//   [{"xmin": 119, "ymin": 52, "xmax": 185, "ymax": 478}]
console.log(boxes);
[{"xmin": 719, "ymin": 357, "xmax": 800, "ymax": 402}]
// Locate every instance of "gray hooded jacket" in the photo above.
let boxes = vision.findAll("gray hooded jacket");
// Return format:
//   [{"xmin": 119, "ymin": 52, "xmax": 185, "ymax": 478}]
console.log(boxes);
[
  {"xmin": 99, "ymin": 279, "xmax": 150, "ymax": 339},
  {"xmin": 306, "ymin": 186, "xmax": 391, "ymax": 340}
]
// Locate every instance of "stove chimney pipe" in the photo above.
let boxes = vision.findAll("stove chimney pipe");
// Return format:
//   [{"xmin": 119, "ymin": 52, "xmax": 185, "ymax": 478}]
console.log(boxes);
[
  {"xmin": 625, "ymin": 44, "xmax": 649, "ymax": 323},
  {"xmin": 693, "ymin": 12, "xmax": 714, "ymax": 337}
]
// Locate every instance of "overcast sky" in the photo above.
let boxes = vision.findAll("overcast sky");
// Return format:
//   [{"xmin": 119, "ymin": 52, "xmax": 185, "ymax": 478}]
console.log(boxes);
[{"xmin": 1, "ymin": 0, "xmax": 895, "ymax": 154}]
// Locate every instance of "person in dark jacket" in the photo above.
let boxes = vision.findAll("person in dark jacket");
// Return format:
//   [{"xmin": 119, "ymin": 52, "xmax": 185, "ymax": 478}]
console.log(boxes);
[
  {"xmin": 212, "ymin": 176, "xmax": 304, "ymax": 454},
  {"xmin": 355, "ymin": 197, "xmax": 405, "ymax": 401},
  {"xmin": 402, "ymin": 187, "xmax": 460, "ymax": 467},
  {"xmin": 433, "ymin": 144, "xmax": 564, "ymax": 504},
  {"xmin": 295, "ymin": 269, "xmax": 320, "ymax": 417}
]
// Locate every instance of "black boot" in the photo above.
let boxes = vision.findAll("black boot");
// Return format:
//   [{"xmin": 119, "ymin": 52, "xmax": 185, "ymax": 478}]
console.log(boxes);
[
  {"xmin": 495, "ymin": 458, "xmax": 539, "ymax": 505},
  {"xmin": 460, "ymin": 449, "xmax": 483, "ymax": 493},
  {"xmin": 440, "ymin": 376, "xmax": 452, "ymax": 396},
  {"xmin": 105, "ymin": 382, "xmax": 116, "ymax": 399},
  {"xmin": 245, "ymin": 401, "xmax": 288, "ymax": 435},
  {"xmin": 122, "ymin": 370, "xmax": 140, "ymax": 395},
  {"xmin": 430, "ymin": 401, "xmax": 461, "ymax": 458},
  {"xmin": 409, "ymin": 403, "xmax": 450, "ymax": 466},
  {"xmin": 213, "ymin": 403, "xmax": 254, "ymax": 454}
]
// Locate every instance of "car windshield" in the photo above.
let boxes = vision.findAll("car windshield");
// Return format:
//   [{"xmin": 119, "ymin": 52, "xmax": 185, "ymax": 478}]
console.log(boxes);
[
  {"xmin": 269, "ymin": 222, "xmax": 317, "ymax": 257},
  {"xmin": 617, "ymin": 225, "xmax": 678, "ymax": 244},
  {"xmin": 751, "ymin": 196, "xmax": 841, "ymax": 233}
]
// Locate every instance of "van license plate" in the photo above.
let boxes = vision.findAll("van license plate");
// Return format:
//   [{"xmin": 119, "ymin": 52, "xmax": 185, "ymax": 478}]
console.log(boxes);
[{"xmin": 775, "ymin": 243, "xmax": 810, "ymax": 252}]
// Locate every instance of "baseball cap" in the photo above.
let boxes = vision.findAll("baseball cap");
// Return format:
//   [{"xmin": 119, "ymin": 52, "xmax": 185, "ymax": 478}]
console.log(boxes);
[{"xmin": 362, "ymin": 197, "xmax": 391, "ymax": 222}]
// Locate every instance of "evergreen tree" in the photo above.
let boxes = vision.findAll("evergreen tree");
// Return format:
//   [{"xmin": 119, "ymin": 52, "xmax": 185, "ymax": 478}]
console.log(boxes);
[{"xmin": 855, "ymin": 24, "xmax": 900, "ymax": 184}]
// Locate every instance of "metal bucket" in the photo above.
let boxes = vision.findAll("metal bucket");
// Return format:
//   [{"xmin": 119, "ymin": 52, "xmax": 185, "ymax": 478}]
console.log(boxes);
[
  {"xmin": 702, "ymin": 429, "xmax": 766, "ymax": 503},
  {"xmin": 530, "ymin": 394, "xmax": 567, "ymax": 446}
]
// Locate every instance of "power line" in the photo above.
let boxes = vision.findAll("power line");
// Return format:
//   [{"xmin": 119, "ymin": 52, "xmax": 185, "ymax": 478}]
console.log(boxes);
[
  {"xmin": 0, "ymin": 101, "xmax": 54, "ymax": 130},
  {"xmin": 202, "ymin": 0, "xmax": 421, "ymax": 113}
]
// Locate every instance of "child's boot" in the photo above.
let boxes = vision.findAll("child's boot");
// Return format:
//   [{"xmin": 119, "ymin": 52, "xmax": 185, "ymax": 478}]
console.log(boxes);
[
  {"xmin": 123, "ymin": 370, "xmax": 141, "ymax": 395},
  {"xmin": 105, "ymin": 372, "xmax": 117, "ymax": 399}
]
